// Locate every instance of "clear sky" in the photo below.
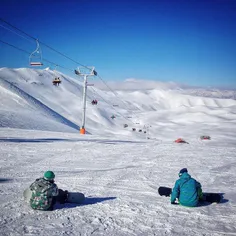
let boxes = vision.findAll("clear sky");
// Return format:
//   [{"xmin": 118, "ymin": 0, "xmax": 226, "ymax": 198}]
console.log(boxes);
[{"xmin": 0, "ymin": 0, "xmax": 236, "ymax": 88}]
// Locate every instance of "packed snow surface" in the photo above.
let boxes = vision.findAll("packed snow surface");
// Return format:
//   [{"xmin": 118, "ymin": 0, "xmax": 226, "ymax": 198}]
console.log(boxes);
[{"xmin": 0, "ymin": 68, "xmax": 236, "ymax": 235}]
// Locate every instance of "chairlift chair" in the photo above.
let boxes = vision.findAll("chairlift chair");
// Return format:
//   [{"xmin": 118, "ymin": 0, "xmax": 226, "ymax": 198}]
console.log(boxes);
[
  {"xmin": 91, "ymin": 99, "xmax": 98, "ymax": 105},
  {"xmin": 52, "ymin": 77, "xmax": 61, "ymax": 86},
  {"xmin": 29, "ymin": 39, "xmax": 43, "ymax": 66},
  {"xmin": 30, "ymin": 62, "xmax": 43, "ymax": 66},
  {"xmin": 52, "ymin": 65, "xmax": 61, "ymax": 86},
  {"xmin": 200, "ymin": 135, "xmax": 211, "ymax": 140}
]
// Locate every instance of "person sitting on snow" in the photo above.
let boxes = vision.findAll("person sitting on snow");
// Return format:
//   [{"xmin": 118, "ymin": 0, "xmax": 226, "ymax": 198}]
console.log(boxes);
[
  {"xmin": 171, "ymin": 168, "xmax": 202, "ymax": 207},
  {"xmin": 29, "ymin": 171, "xmax": 59, "ymax": 211}
]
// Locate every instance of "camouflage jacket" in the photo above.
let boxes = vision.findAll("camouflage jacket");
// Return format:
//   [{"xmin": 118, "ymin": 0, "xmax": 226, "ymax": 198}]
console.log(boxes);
[{"xmin": 29, "ymin": 178, "xmax": 58, "ymax": 210}]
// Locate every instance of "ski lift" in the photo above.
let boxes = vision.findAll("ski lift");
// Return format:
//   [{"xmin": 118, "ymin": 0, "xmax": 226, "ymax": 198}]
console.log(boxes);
[
  {"xmin": 52, "ymin": 65, "xmax": 61, "ymax": 86},
  {"xmin": 91, "ymin": 99, "xmax": 98, "ymax": 105},
  {"xmin": 113, "ymin": 104, "xmax": 119, "ymax": 107},
  {"xmin": 29, "ymin": 39, "xmax": 43, "ymax": 66},
  {"xmin": 200, "ymin": 135, "xmax": 211, "ymax": 140},
  {"xmin": 52, "ymin": 77, "xmax": 61, "ymax": 86}
]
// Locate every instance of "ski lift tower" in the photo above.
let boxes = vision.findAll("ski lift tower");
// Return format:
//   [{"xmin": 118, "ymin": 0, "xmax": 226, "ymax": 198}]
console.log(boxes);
[{"xmin": 75, "ymin": 67, "xmax": 97, "ymax": 134}]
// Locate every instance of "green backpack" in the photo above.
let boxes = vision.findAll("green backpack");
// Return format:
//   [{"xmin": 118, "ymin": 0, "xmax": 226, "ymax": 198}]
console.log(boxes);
[{"xmin": 30, "ymin": 178, "xmax": 55, "ymax": 210}]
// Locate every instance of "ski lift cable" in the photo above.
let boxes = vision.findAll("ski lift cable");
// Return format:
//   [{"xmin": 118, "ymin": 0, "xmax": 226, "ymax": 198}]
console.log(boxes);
[
  {"xmin": 0, "ymin": 39, "xmax": 73, "ymax": 73},
  {"xmin": 0, "ymin": 23, "xmax": 34, "ymax": 43},
  {"xmin": 96, "ymin": 73, "xmax": 135, "ymax": 115},
  {"xmin": 90, "ymin": 87, "xmax": 119, "ymax": 114},
  {"xmin": 1, "ymin": 19, "xmax": 143, "ymax": 126},
  {"xmin": 0, "ymin": 39, "xmax": 118, "ymax": 108},
  {"xmin": 0, "ymin": 39, "xmax": 89, "ymax": 89},
  {"xmin": 90, "ymin": 87, "xmax": 118, "ymax": 112},
  {"xmin": 0, "ymin": 39, "xmax": 31, "ymax": 55},
  {"xmin": 1, "ymin": 39, "xmax": 138, "ymax": 127},
  {"xmin": 0, "ymin": 17, "xmax": 142, "ymax": 111},
  {"xmin": 2, "ymin": 38, "xmax": 136, "ymax": 125},
  {"xmin": 90, "ymin": 86, "xmax": 136, "ymax": 125},
  {"xmin": 0, "ymin": 18, "xmax": 91, "ymax": 71}
]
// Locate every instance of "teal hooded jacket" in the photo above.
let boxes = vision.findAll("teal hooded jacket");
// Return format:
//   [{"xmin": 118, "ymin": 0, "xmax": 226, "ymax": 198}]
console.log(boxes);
[{"xmin": 171, "ymin": 172, "xmax": 202, "ymax": 207}]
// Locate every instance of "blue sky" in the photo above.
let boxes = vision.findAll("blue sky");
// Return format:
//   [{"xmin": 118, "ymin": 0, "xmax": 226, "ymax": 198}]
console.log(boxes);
[{"xmin": 0, "ymin": 0, "xmax": 236, "ymax": 88}]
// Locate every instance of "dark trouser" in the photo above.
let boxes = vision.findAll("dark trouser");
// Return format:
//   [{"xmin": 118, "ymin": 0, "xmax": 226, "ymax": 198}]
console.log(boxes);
[
  {"xmin": 47, "ymin": 189, "xmax": 68, "ymax": 210},
  {"xmin": 55, "ymin": 189, "xmax": 68, "ymax": 204},
  {"xmin": 46, "ymin": 197, "xmax": 57, "ymax": 211}
]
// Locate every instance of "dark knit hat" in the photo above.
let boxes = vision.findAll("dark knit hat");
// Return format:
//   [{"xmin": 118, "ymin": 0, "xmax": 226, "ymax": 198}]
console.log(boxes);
[{"xmin": 179, "ymin": 168, "xmax": 188, "ymax": 176}]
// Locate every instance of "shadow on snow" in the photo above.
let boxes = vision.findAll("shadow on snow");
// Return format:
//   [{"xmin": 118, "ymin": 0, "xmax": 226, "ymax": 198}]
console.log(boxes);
[
  {"xmin": 82, "ymin": 196, "xmax": 117, "ymax": 205},
  {"xmin": 0, "ymin": 137, "xmax": 145, "ymax": 144},
  {"xmin": 0, "ymin": 178, "xmax": 13, "ymax": 183},
  {"xmin": 55, "ymin": 197, "xmax": 116, "ymax": 210},
  {"xmin": 198, "ymin": 193, "xmax": 229, "ymax": 207}
]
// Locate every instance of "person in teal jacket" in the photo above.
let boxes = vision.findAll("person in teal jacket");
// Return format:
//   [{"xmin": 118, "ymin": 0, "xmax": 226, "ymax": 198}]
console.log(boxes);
[{"xmin": 171, "ymin": 168, "xmax": 202, "ymax": 207}]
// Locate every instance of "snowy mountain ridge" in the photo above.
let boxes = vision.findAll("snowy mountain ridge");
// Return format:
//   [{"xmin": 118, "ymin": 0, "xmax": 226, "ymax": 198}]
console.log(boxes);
[
  {"xmin": 94, "ymin": 77, "xmax": 236, "ymax": 100},
  {"xmin": 0, "ymin": 67, "xmax": 236, "ymax": 136}
]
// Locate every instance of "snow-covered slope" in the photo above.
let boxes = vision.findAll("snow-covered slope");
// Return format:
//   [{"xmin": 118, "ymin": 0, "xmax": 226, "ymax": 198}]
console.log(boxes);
[
  {"xmin": 1, "ymin": 67, "xmax": 236, "ymax": 138},
  {"xmin": 1, "ymin": 67, "xmax": 236, "ymax": 235}
]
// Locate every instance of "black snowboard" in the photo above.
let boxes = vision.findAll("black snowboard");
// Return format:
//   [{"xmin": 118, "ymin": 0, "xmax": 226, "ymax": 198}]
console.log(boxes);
[
  {"xmin": 56, "ymin": 189, "xmax": 85, "ymax": 204},
  {"xmin": 158, "ymin": 186, "xmax": 221, "ymax": 203}
]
